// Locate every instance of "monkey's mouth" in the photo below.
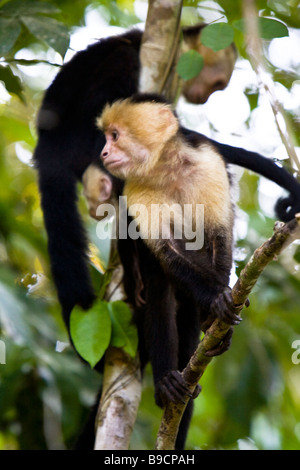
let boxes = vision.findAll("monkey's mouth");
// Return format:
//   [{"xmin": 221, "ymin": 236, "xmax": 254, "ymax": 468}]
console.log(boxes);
[{"xmin": 103, "ymin": 158, "xmax": 122, "ymax": 169}]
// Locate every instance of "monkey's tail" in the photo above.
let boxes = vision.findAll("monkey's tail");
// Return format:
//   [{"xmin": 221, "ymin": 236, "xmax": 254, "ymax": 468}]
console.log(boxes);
[
  {"xmin": 214, "ymin": 141, "xmax": 300, "ymax": 222},
  {"xmin": 34, "ymin": 139, "xmax": 95, "ymax": 324}
]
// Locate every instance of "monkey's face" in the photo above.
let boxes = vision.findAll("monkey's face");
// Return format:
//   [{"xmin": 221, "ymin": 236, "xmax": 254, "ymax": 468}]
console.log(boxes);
[
  {"xmin": 82, "ymin": 164, "xmax": 114, "ymax": 219},
  {"xmin": 98, "ymin": 99, "xmax": 180, "ymax": 181},
  {"xmin": 101, "ymin": 125, "xmax": 150, "ymax": 179},
  {"xmin": 181, "ymin": 45, "xmax": 236, "ymax": 104}
]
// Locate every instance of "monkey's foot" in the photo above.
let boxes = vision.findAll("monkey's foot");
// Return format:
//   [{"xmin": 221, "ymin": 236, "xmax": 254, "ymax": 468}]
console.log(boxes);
[
  {"xmin": 155, "ymin": 370, "xmax": 201, "ymax": 408},
  {"xmin": 211, "ymin": 287, "xmax": 244, "ymax": 325},
  {"xmin": 205, "ymin": 327, "xmax": 234, "ymax": 357}
]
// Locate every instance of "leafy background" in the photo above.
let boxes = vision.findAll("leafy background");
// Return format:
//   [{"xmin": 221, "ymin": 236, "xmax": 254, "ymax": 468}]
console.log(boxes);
[{"xmin": 0, "ymin": 0, "xmax": 300, "ymax": 450}]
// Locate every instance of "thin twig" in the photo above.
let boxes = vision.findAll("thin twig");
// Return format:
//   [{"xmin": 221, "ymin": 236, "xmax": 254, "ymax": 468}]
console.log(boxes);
[{"xmin": 242, "ymin": 0, "xmax": 300, "ymax": 174}]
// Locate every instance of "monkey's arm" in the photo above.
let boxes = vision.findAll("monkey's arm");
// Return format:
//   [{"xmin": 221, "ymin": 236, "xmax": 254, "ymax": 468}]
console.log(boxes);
[{"xmin": 157, "ymin": 237, "xmax": 240, "ymax": 326}]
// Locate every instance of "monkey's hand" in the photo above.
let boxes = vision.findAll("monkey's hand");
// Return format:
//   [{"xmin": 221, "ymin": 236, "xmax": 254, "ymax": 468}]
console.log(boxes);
[
  {"xmin": 205, "ymin": 327, "xmax": 234, "ymax": 357},
  {"xmin": 155, "ymin": 370, "xmax": 201, "ymax": 408},
  {"xmin": 210, "ymin": 287, "xmax": 244, "ymax": 326}
]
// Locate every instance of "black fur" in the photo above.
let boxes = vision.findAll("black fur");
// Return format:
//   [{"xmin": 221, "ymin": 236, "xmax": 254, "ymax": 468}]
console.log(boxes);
[{"xmin": 34, "ymin": 30, "xmax": 141, "ymax": 321}]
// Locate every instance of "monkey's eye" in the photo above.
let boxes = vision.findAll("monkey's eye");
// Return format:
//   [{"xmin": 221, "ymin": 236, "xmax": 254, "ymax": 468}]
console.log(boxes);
[{"xmin": 111, "ymin": 130, "xmax": 119, "ymax": 142}]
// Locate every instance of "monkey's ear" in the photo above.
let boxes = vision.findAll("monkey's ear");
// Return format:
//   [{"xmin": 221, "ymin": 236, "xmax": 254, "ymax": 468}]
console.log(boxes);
[
  {"xmin": 82, "ymin": 165, "xmax": 113, "ymax": 203},
  {"xmin": 158, "ymin": 107, "xmax": 178, "ymax": 136},
  {"xmin": 98, "ymin": 175, "xmax": 113, "ymax": 202}
]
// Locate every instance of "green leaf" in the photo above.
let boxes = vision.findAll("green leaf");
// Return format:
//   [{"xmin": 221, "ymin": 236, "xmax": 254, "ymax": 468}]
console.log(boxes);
[
  {"xmin": 108, "ymin": 301, "xmax": 138, "ymax": 358},
  {"xmin": 233, "ymin": 17, "xmax": 289, "ymax": 40},
  {"xmin": 201, "ymin": 23, "xmax": 235, "ymax": 52},
  {"xmin": 0, "ymin": 65, "xmax": 24, "ymax": 101},
  {"xmin": 0, "ymin": 0, "xmax": 60, "ymax": 17},
  {"xmin": 0, "ymin": 17, "xmax": 21, "ymax": 56},
  {"xmin": 177, "ymin": 50, "xmax": 204, "ymax": 81},
  {"xmin": 258, "ymin": 17, "xmax": 289, "ymax": 39},
  {"xmin": 20, "ymin": 16, "xmax": 70, "ymax": 57},
  {"xmin": 70, "ymin": 300, "xmax": 112, "ymax": 368}
]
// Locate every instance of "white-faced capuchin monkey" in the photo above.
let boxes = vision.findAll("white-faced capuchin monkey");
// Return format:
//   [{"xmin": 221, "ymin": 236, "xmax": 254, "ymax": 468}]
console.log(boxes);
[
  {"xmin": 97, "ymin": 93, "xmax": 241, "ymax": 447},
  {"xmin": 97, "ymin": 93, "xmax": 300, "ymax": 449}
]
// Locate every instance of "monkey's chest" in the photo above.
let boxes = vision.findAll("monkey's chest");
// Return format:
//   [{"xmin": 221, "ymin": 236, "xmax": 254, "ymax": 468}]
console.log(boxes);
[{"xmin": 125, "ymin": 179, "xmax": 232, "ymax": 246}]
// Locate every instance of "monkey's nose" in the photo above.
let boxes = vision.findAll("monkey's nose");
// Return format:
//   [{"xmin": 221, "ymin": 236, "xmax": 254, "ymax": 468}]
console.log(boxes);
[{"xmin": 101, "ymin": 150, "xmax": 109, "ymax": 159}]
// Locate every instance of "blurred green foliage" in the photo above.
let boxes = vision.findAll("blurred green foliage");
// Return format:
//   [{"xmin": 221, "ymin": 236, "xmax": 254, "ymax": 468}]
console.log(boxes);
[{"xmin": 0, "ymin": 0, "xmax": 300, "ymax": 450}]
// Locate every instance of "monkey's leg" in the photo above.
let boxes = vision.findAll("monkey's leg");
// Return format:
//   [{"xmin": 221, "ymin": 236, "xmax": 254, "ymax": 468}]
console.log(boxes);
[{"xmin": 154, "ymin": 292, "xmax": 202, "ymax": 409}]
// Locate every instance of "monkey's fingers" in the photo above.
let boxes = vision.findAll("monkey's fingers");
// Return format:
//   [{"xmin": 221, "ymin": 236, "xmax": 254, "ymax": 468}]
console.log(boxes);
[
  {"xmin": 166, "ymin": 370, "xmax": 192, "ymax": 402},
  {"xmin": 156, "ymin": 380, "xmax": 186, "ymax": 405},
  {"xmin": 223, "ymin": 288, "xmax": 244, "ymax": 322},
  {"xmin": 158, "ymin": 381, "xmax": 186, "ymax": 405},
  {"xmin": 155, "ymin": 370, "xmax": 199, "ymax": 406},
  {"xmin": 205, "ymin": 327, "xmax": 234, "ymax": 357},
  {"xmin": 167, "ymin": 371, "xmax": 202, "ymax": 401},
  {"xmin": 212, "ymin": 290, "xmax": 242, "ymax": 325},
  {"xmin": 224, "ymin": 287, "xmax": 250, "ymax": 310},
  {"xmin": 192, "ymin": 384, "xmax": 202, "ymax": 399}
]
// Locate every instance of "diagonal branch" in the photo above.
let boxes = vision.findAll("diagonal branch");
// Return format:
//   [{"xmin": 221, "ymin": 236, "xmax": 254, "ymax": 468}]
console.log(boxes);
[{"xmin": 156, "ymin": 214, "xmax": 300, "ymax": 450}]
